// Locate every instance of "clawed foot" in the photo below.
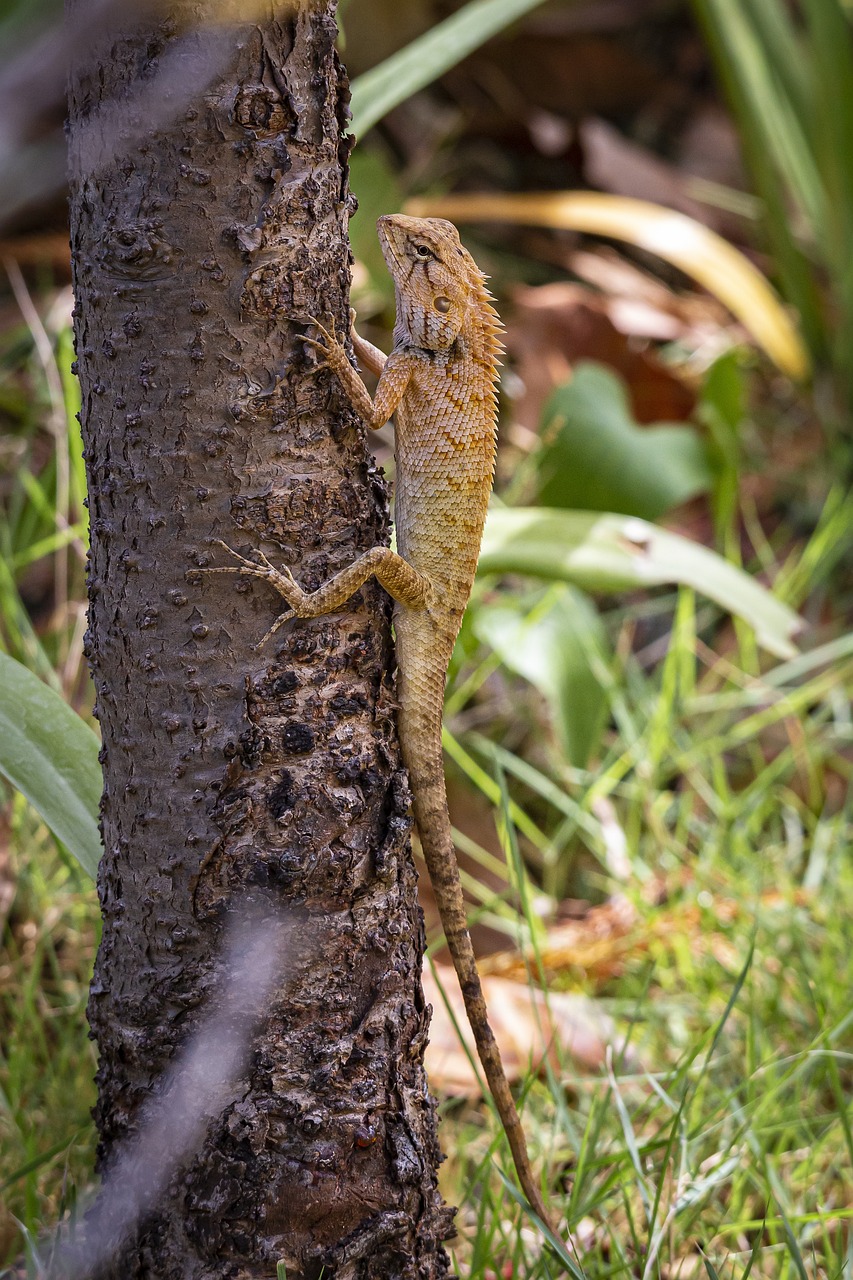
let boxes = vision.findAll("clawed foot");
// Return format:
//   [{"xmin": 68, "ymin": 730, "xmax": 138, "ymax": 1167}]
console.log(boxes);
[
  {"xmin": 201, "ymin": 540, "xmax": 306, "ymax": 648},
  {"xmin": 295, "ymin": 313, "xmax": 348, "ymax": 377}
]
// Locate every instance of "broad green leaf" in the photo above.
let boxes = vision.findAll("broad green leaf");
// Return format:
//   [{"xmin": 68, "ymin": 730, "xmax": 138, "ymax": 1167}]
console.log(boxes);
[
  {"xmin": 350, "ymin": 0, "xmax": 549, "ymax": 138},
  {"xmin": 479, "ymin": 508, "xmax": 802, "ymax": 659},
  {"xmin": 536, "ymin": 363, "xmax": 713, "ymax": 520},
  {"xmin": 0, "ymin": 652, "xmax": 102, "ymax": 878},
  {"xmin": 475, "ymin": 586, "xmax": 610, "ymax": 768}
]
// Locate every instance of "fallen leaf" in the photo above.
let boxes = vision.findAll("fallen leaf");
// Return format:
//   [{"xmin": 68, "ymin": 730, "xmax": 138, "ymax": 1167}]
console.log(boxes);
[
  {"xmin": 581, "ymin": 117, "xmax": 722, "ymax": 227},
  {"xmin": 483, "ymin": 896, "xmax": 639, "ymax": 986},
  {"xmin": 568, "ymin": 246, "xmax": 734, "ymax": 346},
  {"xmin": 506, "ymin": 281, "xmax": 697, "ymax": 428},
  {"xmin": 423, "ymin": 960, "xmax": 629, "ymax": 1095}
]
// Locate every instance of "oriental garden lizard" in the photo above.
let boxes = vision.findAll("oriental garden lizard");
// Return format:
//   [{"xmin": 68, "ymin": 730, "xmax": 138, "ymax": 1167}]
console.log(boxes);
[{"xmin": 209, "ymin": 215, "xmax": 556, "ymax": 1232}]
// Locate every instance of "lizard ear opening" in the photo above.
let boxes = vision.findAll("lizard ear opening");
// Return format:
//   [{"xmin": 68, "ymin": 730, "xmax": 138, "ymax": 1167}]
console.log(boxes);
[{"xmin": 434, "ymin": 296, "xmax": 451, "ymax": 314}]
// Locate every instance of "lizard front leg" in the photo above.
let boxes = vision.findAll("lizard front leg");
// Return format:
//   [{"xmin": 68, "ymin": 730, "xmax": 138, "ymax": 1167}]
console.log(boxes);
[
  {"xmin": 351, "ymin": 323, "xmax": 387, "ymax": 379},
  {"xmin": 205, "ymin": 322, "xmax": 414, "ymax": 645},
  {"xmin": 304, "ymin": 318, "xmax": 408, "ymax": 429},
  {"xmin": 204, "ymin": 542, "xmax": 430, "ymax": 647}
]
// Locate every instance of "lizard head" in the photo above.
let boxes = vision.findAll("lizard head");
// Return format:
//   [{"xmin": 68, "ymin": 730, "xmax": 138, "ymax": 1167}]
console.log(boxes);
[{"xmin": 377, "ymin": 214, "xmax": 484, "ymax": 352}]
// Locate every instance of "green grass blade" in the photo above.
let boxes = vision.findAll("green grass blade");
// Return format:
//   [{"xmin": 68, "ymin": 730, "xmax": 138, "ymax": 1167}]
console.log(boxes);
[
  {"xmin": 801, "ymin": 0, "xmax": 853, "ymax": 261},
  {"xmin": 495, "ymin": 1170, "xmax": 588, "ymax": 1277},
  {"xmin": 763, "ymin": 1158, "xmax": 810, "ymax": 1280},
  {"xmin": 742, "ymin": 0, "xmax": 810, "ymax": 128},
  {"xmin": 691, "ymin": 0, "xmax": 826, "ymax": 355},
  {"xmin": 467, "ymin": 733, "xmax": 601, "ymax": 844},
  {"xmin": 700, "ymin": 1252, "xmax": 721, "ymax": 1280},
  {"xmin": 800, "ymin": 0, "xmax": 853, "ymax": 404},
  {"xmin": 442, "ymin": 724, "xmax": 550, "ymax": 850},
  {"xmin": 0, "ymin": 652, "xmax": 102, "ymax": 878},
  {"xmin": 702, "ymin": 937, "xmax": 755, "ymax": 1079},
  {"xmin": 350, "ymin": 0, "xmax": 549, "ymax": 137},
  {"xmin": 691, "ymin": 0, "xmax": 822, "ymax": 232},
  {"xmin": 740, "ymin": 1223, "xmax": 765, "ymax": 1279},
  {"xmin": 0, "ymin": 1137, "xmax": 83, "ymax": 1195},
  {"xmin": 12, "ymin": 523, "xmax": 88, "ymax": 571}
]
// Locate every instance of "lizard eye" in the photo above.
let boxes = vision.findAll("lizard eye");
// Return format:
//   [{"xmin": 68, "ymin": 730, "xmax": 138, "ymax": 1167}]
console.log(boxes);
[
  {"xmin": 414, "ymin": 244, "xmax": 433, "ymax": 259},
  {"xmin": 434, "ymin": 296, "xmax": 451, "ymax": 314}
]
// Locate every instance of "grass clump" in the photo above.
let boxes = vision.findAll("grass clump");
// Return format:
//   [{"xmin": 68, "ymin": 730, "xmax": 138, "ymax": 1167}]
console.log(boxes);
[
  {"xmin": 437, "ymin": 579, "xmax": 853, "ymax": 1277},
  {"xmin": 0, "ymin": 798, "xmax": 98, "ymax": 1271}
]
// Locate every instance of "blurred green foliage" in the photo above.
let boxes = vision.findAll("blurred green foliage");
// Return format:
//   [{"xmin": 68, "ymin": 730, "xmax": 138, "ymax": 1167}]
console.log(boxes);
[{"xmin": 693, "ymin": 0, "xmax": 853, "ymax": 425}]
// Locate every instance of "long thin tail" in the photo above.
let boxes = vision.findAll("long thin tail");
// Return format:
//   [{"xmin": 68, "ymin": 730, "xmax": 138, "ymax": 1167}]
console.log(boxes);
[{"xmin": 401, "ymin": 710, "xmax": 556, "ymax": 1232}]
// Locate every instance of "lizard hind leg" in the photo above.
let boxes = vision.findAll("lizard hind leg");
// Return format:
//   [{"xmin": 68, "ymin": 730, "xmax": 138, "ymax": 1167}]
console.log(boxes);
[
  {"xmin": 205, "ymin": 540, "xmax": 432, "ymax": 645},
  {"xmin": 278, "ymin": 545, "xmax": 432, "ymax": 617}
]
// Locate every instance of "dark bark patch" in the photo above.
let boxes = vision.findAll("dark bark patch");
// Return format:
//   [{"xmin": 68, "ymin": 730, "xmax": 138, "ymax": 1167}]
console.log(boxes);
[
  {"xmin": 329, "ymin": 691, "xmax": 367, "ymax": 718},
  {"xmin": 98, "ymin": 219, "xmax": 178, "ymax": 280},
  {"xmin": 281, "ymin": 721, "xmax": 314, "ymax": 754},
  {"xmin": 271, "ymin": 669, "xmax": 299, "ymax": 694},
  {"xmin": 267, "ymin": 770, "xmax": 297, "ymax": 818}
]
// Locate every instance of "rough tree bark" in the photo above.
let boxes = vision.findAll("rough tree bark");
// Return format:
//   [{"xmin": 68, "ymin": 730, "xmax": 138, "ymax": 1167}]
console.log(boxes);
[{"xmin": 67, "ymin": 2, "xmax": 454, "ymax": 1275}]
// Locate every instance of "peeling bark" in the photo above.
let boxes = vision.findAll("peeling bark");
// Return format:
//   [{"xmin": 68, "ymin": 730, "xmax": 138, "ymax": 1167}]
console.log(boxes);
[{"xmin": 67, "ymin": 3, "xmax": 453, "ymax": 1275}]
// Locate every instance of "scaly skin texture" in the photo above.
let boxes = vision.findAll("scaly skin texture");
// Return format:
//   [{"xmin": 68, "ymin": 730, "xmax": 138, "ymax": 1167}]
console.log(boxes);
[{"xmin": 212, "ymin": 215, "xmax": 555, "ymax": 1231}]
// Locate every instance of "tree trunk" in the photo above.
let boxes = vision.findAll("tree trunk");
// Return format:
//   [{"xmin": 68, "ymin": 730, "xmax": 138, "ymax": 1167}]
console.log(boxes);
[{"xmin": 67, "ymin": 3, "xmax": 453, "ymax": 1275}]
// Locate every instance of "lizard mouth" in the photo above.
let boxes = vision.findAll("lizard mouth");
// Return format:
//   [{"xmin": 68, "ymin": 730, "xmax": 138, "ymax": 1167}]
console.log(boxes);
[
  {"xmin": 377, "ymin": 213, "xmax": 438, "ymax": 275},
  {"xmin": 376, "ymin": 214, "xmax": 407, "ymax": 273}
]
